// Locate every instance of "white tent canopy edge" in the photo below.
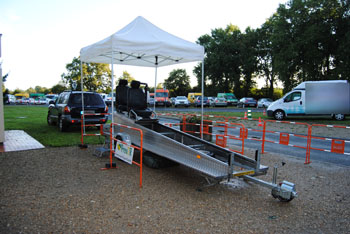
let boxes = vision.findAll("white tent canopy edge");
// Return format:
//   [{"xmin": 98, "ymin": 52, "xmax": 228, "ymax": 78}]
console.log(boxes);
[{"xmin": 79, "ymin": 16, "xmax": 205, "ymax": 137}]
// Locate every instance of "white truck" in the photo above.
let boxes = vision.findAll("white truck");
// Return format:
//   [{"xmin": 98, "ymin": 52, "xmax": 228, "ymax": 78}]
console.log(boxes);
[{"xmin": 267, "ymin": 80, "xmax": 350, "ymax": 121}]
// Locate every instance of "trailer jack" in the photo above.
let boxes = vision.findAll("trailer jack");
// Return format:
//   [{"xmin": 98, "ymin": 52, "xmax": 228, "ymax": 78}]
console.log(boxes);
[{"xmin": 242, "ymin": 163, "xmax": 297, "ymax": 202}]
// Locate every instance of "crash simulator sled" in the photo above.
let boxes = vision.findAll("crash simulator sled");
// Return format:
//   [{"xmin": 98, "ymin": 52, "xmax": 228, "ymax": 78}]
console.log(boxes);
[{"xmin": 110, "ymin": 80, "xmax": 297, "ymax": 202}]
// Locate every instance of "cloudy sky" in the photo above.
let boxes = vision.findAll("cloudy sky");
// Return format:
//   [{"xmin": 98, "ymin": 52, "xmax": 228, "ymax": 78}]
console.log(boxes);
[{"xmin": 1, "ymin": 0, "xmax": 287, "ymax": 91}]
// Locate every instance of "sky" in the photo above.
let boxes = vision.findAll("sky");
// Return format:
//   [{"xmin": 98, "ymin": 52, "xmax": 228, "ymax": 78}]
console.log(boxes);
[{"xmin": 0, "ymin": 0, "xmax": 287, "ymax": 91}]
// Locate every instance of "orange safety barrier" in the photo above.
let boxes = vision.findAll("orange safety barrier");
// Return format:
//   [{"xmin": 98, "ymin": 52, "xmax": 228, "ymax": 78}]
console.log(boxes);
[
  {"xmin": 331, "ymin": 139, "xmax": 345, "ymax": 154},
  {"xmin": 168, "ymin": 116, "xmax": 246, "ymax": 154},
  {"xmin": 309, "ymin": 124, "xmax": 350, "ymax": 156},
  {"xmin": 104, "ymin": 122, "xmax": 144, "ymax": 188},
  {"xmin": 80, "ymin": 112, "xmax": 110, "ymax": 147},
  {"xmin": 159, "ymin": 112, "xmax": 350, "ymax": 164},
  {"xmin": 279, "ymin": 133, "xmax": 290, "ymax": 145},
  {"xmin": 215, "ymin": 135, "xmax": 227, "ymax": 147},
  {"xmin": 264, "ymin": 120, "xmax": 312, "ymax": 164}
]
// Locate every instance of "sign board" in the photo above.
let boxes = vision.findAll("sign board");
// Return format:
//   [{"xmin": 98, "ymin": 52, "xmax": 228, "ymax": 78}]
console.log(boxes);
[{"xmin": 114, "ymin": 140, "xmax": 134, "ymax": 164}]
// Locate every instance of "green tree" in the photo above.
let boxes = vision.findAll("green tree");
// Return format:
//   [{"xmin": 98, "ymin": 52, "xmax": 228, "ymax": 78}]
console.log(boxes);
[
  {"xmin": 118, "ymin": 71, "xmax": 135, "ymax": 85},
  {"xmin": 51, "ymin": 84, "xmax": 66, "ymax": 94},
  {"xmin": 61, "ymin": 57, "xmax": 112, "ymax": 92},
  {"xmin": 194, "ymin": 25, "xmax": 243, "ymax": 97},
  {"xmin": 163, "ymin": 69, "xmax": 191, "ymax": 96},
  {"xmin": 34, "ymin": 86, "xmax": 49, "ymax": 94},
  {"xmin": 240, "ymin": 27, "xmax": 259, "ymax": 96},
  {"xmin": 269, "ymin": 0, "xmax": 350, "ymax": 92},
  {"xmin": 26, "ymin": 87, "xmax": 36, "ymax": 94},
  {"xmin": 256, "ymin": 21, "xmax": 278, "ymax": 98},
  {"xmin": 13, "ymin": 88, "xmax": 25, "ymax": 95}
]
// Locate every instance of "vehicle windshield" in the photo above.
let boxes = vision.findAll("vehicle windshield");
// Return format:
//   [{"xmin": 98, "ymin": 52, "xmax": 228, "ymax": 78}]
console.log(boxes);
[
  {"xmin": 226, "ymin": 95, "xmax": 236, "ymax": 99},
  {"xmin": 70, "ymin": 93, "xmax": 104, "ymax": 105},
  {"xmin": 155, "ymin": 92, "xmax": 168, "ymax": 98},
  {"xmin": 246, "ymin": 98, "xmax": 255, "ymax": 101},
  {"xmin": 176, "ymin": 96, "xmax": 186, "ymax": 100}
]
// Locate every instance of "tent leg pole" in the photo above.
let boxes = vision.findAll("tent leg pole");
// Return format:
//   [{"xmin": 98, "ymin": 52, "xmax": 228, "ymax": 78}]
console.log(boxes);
[
  {"xmin": 111, "ymin": 53, "xmax": 115, "ymax": 136},
  {"xmin": 80, "ymin": 59, "xmax": 85, "ymax": 136}
]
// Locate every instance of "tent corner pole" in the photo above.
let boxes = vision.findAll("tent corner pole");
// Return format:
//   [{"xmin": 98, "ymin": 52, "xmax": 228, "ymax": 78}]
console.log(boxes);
[
  {"xmin": 111, "ymin": 53, "xmax": 115, "ymax": 136},
  {"xmin": 80, "ymin": 58, "xmax": 85, "ymax": 135}
]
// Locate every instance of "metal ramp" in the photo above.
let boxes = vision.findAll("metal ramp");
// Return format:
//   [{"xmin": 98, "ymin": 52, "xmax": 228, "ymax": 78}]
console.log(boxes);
[{"xmin": 113, "ymin": 113, "xmax": 267, "ymax": 179}]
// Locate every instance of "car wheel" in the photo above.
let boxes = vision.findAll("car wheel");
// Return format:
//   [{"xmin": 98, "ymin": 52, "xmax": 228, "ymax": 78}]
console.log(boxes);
[
  {"xmin": 333, "ymin": 114, "xmax": 345, "ymax": 121},
  {"xmin": 58, "ymin": 117, "xmax": 68, "ymax": 132},
  {"xmin": 47, "ymin": 113, "xmax": 55, "ymax": 126},
  {"xmin": 273, "ymin": 110, "xmax": 285, "ymax": 120}
]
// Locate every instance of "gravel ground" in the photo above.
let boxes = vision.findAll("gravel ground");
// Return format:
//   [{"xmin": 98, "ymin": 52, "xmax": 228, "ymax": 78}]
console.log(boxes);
[{"xmin": 0, "ymin": 144, "xmax": 349, "ymax": 233}]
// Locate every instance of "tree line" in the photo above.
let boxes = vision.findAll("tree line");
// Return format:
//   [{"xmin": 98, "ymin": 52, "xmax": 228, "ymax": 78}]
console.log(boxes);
[
  {"xmin": 4, "ymin": 0, "xmax": 348, "ymax": 100},
  {"xmin": 194, "ymin": 0, "xmax": 349, "ymax": 98}
]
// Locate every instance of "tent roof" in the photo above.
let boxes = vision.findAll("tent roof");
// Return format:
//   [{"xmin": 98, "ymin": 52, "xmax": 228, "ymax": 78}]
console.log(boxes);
[{"xmin": 80, "ymin": 16, "xmax": 204, "ymax": 67}]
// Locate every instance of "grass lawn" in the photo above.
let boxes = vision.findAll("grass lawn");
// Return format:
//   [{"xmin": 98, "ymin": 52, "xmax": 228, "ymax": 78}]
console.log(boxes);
[{"xmin": 3, "ymin": 105, "xmax": 104, "ymax": 147}]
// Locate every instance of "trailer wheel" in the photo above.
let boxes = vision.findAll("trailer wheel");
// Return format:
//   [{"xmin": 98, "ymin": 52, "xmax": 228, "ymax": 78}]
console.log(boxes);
[
  {"xmin": 143, "ymin": 151, "xmax": 178, "ymax": 169},
  {"xmin": 273, "ymin": 110, "xmax": 285, "ymax": 120}
]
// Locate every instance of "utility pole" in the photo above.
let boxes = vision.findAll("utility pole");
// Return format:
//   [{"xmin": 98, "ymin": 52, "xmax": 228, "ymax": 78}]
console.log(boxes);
[{"xmin": 0, "ymin": 33, "xmax": 5, "ymax": 144}]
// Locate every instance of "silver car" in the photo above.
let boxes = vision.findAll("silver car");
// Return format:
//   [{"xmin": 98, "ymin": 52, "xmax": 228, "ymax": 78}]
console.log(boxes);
[{"xmin": 257, "ymin": 98, "xmax": 273, "ymax": 108}]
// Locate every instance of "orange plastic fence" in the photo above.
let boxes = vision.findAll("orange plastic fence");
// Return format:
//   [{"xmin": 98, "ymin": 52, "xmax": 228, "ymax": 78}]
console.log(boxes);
[
  {"xmin": 80, "ymin": 113, "xmax": 110, "ymax": 146},
  {"xmin": 107, "ymin": 122, "xmax": 144, "ymax": 188},
  {"xmin": 159, "ymin": 112, "xmax": 350, "ymax": 164}
]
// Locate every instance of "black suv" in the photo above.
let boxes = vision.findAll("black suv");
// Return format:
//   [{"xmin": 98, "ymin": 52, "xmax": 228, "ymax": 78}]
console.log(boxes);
[{"xmin": 47, "ymin": 91, "xmax": 108, "ymax": 131}]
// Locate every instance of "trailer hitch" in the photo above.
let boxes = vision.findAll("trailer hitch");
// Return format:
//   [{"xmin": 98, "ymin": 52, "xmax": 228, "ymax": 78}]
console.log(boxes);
[{"xmin": 242, "ymin": 162, "xmax": 298, "ymax": 202}]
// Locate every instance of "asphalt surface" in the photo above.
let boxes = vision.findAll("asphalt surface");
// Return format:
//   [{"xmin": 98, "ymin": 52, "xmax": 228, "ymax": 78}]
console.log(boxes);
[{"xmin": 159, "ymin": 117, "xmax": 350, "ymax": 167}]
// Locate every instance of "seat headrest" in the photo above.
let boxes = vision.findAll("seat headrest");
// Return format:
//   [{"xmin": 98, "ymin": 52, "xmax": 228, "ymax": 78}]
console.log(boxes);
[
  {"xmin": 131, "ymin": 80, "xmax": 141, "ymax": 89},
  {"xmin": 119, "ymin": 79, "xmax": 128, "ymax": 86}
]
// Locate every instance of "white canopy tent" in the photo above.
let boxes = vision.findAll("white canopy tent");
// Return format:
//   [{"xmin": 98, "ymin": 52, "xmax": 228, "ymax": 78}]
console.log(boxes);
[{"xmin": 80, "ymin": 16, "xmax": 205, "ymax": 136}]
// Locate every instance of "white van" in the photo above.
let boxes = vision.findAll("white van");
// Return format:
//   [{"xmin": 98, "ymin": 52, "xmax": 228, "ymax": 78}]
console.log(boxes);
[{"xmin": 267, "ymin": 80, "xmax": 350, "ymax": 121}]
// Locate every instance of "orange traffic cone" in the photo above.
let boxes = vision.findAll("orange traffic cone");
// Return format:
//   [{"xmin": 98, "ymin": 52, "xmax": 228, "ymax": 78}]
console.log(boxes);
[
  {"xmin": 258, "ymin": 117, "xmax": 263, "ymax": 127},
  {"xmin": 263, "ymin": 109, "xmax": 266, "ymax": 116},
  {"xmin": 244, "ymin": 112, "xmax": 247, "ymax": 119}
]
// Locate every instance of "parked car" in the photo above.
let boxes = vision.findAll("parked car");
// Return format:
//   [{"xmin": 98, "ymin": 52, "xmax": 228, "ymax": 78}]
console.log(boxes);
[
  {"xmin": 46, "ymin": 94, "xmax": 58, "ymax": 104},
  {"xmin": 213, "ymin": 97, "xmax": 227, "ymax": 107},
  {"xmin": 16, "ymin": 98, "xmax": 30, "ymax": 105},
  {"xmin": 105, "ymin": 92, "xmax": 116, "ymax": 106},
  {"xmin": 147, "ymin": 97, "xmax": 155, "ymax": 107},
  {"xmin": 4, "ymin": 94, "xmax": 16, "ymax": 104},
  {"xmin": 257, "ymin": 98, "xmax": 273, "ymax": 108},
  {"xmin": 99, "ymin": 93, "xmax": 108, "ymax": 103},
  {"xmin": 170, "ymin": 97, "xmax": 176, "ymax": 106},
  {"xmin": 208, "ymin": 97, "xmax": 215, "ymax": 106},
  {"xmin": 217, "ymin": 93, "xmax": 238, "ymax": 106},
  {"xmin": 47, "ymin": 91, "xmax": 108, "ymax": 132},
  {"xmin": 195, "ymin": 96, "xmax": 210, "ymax": 107},
  {"xmin": 28, "ymin": 98, "xmax": 35, "ymax": 105},
  {"xmin": 237, "ymin": 97, "xmax": 257, "ymax": 108},
  {"xmin": 174, "ymin": 96, "xmax": 189, "ymax": 107}
]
